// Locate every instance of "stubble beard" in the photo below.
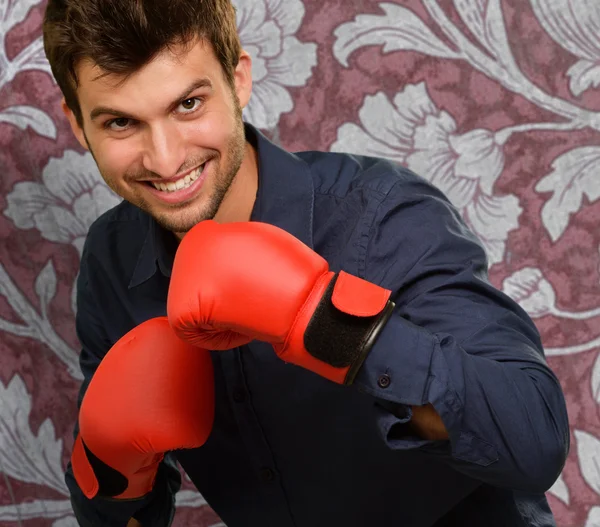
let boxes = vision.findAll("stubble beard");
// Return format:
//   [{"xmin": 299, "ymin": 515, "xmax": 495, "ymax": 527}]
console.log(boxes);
[{"xmin": 148, "ymin": 114, "xmax": 246, "ymax": 234}]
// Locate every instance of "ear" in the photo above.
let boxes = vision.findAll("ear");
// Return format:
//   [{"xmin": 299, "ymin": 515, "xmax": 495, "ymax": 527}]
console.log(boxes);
[
  {"xmin": 233, "ymin": 50, "xmax": 253, "ymax": 110},
  {"xmin": 62, "ymin": 99, "xmax": 89, "ymax": 151}
]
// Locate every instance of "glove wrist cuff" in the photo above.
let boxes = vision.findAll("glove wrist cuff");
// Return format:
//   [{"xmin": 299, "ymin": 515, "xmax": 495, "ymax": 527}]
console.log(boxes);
[
  {"xmin": 302, "ymin": 272, "xmax": 394, "ymax": 385},
  {"xmin": 72, "ymin": 434, "xmax": 159, "ymax": 500}
]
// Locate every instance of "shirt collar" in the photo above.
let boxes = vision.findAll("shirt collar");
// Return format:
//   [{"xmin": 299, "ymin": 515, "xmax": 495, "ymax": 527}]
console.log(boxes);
[
  {"xmin": 247, "ymin": 123, "xmax": 314, "ymax": 247},
  {"xmin": 128, "ymin": 212, "xmax": 178, "ymax": 288},
  {"xmin": 128, "ymin": 122, "xmax": 315, "ymax": 289}
]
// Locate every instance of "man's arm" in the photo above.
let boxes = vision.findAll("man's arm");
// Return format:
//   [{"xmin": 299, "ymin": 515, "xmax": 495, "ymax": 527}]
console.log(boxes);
[
  {"xmin": 352, "ymin": 174, "xmax": 569, "ymax": 492},
  {"xmin": 165, "ymin": 165, "xmax": 568, "ymax": 494},
  {"xmin": 407, "ymin": 404, "xmax": 448, "ymax": 440},
  {"xmin": 68, "ymin": 249, "xmax": 180, "ymax": 526}
]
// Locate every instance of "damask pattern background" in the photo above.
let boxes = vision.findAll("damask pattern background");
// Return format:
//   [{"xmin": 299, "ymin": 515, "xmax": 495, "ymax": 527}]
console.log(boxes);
[{"xmin": 0, "ymin": 0, "xmax": 599, "ymax": 525}]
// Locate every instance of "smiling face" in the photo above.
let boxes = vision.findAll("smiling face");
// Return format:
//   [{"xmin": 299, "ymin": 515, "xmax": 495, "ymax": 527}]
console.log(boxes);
[{"xmin": 63, "ymin": 38, "xmax": 254, "ymax": 235}]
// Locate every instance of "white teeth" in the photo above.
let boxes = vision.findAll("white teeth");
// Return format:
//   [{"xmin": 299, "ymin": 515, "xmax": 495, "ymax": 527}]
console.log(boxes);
[{"xmin": 152, "ymin": 165, "xmax": 203, "ymax": 192}]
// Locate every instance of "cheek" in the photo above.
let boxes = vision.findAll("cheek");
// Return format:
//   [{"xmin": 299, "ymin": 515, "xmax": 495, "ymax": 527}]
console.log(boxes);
[
  {"xmin": 96, "ymin": 140, "xmax": 141, "ymax": 184},
  {"xmin": 183, "ymin": 110, "xmax": 236, "ymax": 151}
]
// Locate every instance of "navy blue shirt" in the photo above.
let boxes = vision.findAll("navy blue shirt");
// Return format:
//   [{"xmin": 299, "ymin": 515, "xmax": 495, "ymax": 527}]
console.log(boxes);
[{"xmin": 66, "ymin": 123, "xmax": 569, "ymax": 527}]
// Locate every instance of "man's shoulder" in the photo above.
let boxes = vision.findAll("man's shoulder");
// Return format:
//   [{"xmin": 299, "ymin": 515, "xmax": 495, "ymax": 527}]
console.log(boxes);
[
  {"xmin": 295, "ymin": 149, "xmax": 435, "ymax": 202},
  {"xmin": 295, "ymin": 148, "xmax": 466, "ymax": 246}
]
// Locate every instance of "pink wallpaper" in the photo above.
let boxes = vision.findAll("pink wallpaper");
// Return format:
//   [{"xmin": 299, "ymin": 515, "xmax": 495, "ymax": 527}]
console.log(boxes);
[{"xmin": 1, "ymin": 1, "xmax": 599, "ymax": 525}]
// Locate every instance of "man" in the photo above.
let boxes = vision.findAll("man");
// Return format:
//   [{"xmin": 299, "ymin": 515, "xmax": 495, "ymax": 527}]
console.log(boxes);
[{"xmin": 42, "ymin": 0, "xmax": 570, "ymax": 526}]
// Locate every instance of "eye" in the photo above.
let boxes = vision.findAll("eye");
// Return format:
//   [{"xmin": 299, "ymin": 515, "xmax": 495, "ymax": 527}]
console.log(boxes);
[
  {"xmin": 177, "ymin": 97, "xmax": 202, "ymax": 113},
  {"xmin": 105, "ymin": 117, "xmax": 132, "ymax": 131}
]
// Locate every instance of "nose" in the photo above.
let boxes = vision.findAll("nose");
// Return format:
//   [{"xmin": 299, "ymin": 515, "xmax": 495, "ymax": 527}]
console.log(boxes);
[{"xmin": 141, "ymin": 121, "xmax": 187, "ymax": 178}]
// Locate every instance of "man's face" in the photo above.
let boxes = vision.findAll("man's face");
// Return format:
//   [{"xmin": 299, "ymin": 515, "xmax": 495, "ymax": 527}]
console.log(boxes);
[{"xmin": 64, "ymin": 39, "xmax": 252, "ymax": 235}]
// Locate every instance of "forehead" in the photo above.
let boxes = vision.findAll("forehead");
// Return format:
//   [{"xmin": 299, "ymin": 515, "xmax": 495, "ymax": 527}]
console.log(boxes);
[{"xmin": 75, "ymin": 39, "xmax": 221, "ymax": 104}]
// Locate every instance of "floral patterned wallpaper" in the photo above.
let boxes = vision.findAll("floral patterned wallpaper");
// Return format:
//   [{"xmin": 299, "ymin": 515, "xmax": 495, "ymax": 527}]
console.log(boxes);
[{"xmin": 0, "ymin": 1, "xmax": 599, "ymax": 525}]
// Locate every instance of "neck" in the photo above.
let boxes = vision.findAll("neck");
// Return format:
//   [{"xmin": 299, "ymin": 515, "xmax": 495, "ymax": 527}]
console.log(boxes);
[{"xmin": 213, "ymin": 141, "xmax": 258, "ymax": 224}]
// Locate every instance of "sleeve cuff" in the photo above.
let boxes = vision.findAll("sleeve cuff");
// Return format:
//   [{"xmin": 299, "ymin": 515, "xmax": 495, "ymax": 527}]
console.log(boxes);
[
  {"xmin": 353, "ymin": 312, "xmax": 436, "ymax": 405},
  {"xmin": 373, "ymin": 401, "xmax": 444, "ymax": 450}
]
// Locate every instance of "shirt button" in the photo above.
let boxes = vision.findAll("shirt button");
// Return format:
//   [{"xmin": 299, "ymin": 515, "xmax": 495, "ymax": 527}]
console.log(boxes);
[
  {"xmin": 378, "ymin": 374, "xmax": 391, "ymax": 388},
  {"xmin": 232, "ymin": 389, "xmax": 247, "ymax": 403},
  {"xmin": 259, "ymin": 468, "xmax": 275, "ymax": 482}
]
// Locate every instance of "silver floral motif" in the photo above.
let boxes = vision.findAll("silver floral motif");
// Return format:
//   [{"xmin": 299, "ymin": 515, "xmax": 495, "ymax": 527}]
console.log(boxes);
[
  {"xmin": 4, "ymin": 149, "xmax": 121, "ymax": 257},
  {"xmin": 530, "ymin": 0, "xmax": 600, "ymax": 97},
  {"xmin": 0, "ymin": 260, "xmax": 81, "ymax": 378},
  {"xmin": 575, "ymin": 430, "xmax": 600, "ymax": 527},
  {"xmin": 535, "ymin": 146, "xmax": 600, "ymax": 242},
  {"xmin": 234, "ymin": 0, "xmax": 317, "ymax": 130},
  {"xmin": 503, "ymin": 267, "xmax": 600, "ymax": 321},
  {"xmin": 0, "ymin": 0, "xmax": 55, "ymax": 136},
  {"xmin": 2, "ymin": 1, "xmax": 600, "ymax": 524},
  {"xmin": 333, "ymin": 0, "xmax": 600, "ymax": 250},
  {"xmin": 0, "ymin": 375, "xmax": 218, "ymax": 525},
  {"xmin": 502, "ymin": 267, "xmax": 557, "ymax": 318},
  {"xmin": 331, "ymin": 82, "xmax": 521, "ymax": 265},
  {"xmin": 0, "ymin": 105, "xmax": 56, "ymax": 139},
  {"xmin": 0, "ymin": 375, "xmax": 66, "ymax": 493},
  {"xmin": 2, "ymin": 150, "xmax": 121, "ymax": 379}
]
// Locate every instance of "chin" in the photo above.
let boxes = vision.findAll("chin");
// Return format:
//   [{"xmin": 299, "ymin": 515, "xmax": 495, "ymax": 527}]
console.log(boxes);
[
  {"xmin": 134, "ymin": 173, "xmax": 230, "ymax": 233},
  {"xmin": 151, "ymin": 205, "xmax": 216, "ymax": 234}
]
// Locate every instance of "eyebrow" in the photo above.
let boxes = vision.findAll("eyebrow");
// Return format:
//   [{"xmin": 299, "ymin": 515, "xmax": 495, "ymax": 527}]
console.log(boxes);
[{"xmin": 89, "ymin": 77, "xmax": 213, "ymax": 122}]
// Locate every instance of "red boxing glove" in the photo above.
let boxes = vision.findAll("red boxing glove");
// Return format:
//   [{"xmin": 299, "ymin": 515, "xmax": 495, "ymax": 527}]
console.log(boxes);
[
  {"xmin": 71, "ymin": 317, "xmax": 214, "ymax": 499},
  {"xmin": 168, "ymin": 221, "xmax": 394, "ymax": 384}
]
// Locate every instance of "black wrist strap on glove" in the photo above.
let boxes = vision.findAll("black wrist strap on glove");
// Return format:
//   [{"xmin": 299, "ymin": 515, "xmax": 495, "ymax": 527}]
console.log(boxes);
[{"xmin": 303, "ymin": 273, "xmax": 395, "ymax": 385}]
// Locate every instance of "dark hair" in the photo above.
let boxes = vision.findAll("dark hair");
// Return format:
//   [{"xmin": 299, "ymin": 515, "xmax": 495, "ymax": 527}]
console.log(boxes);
[{"xmin": 43, "ymin": 0, "xmax": 242, "ymax": 126}]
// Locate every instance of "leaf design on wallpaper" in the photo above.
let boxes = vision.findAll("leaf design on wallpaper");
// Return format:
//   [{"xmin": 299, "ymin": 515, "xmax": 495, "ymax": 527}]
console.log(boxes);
[
  {"xmin": 0, "ymin": 0, "xmax": 42, "ymax": 28},
  {"xmin": 462, "ymin": 192, "xmax": 521, "ymax": 266},
  {"xmin": 0, "ymin": 105, "xmax": 57, "ymax": 139},
  {"xmin": 0, "ymin": 463, "xmax": 215, "ymax": 523},
  {"xmin": 590, "ymin": 353, "xmax": 600, "ymax": 404},
  {"xmin": 331, "ymin": 83, "xmax": 521, "ymax": 265},
  {"xmin": 502, "ymin": 267, "xmax": 555, "ymax": 318},
  {"xmin": 547, "ymin": 472, "xmax": 570, "ymax": 505},
  {"xmin": 0, "ymin": 375, "xmax": 67, "ymax": 493},
  {"xmin": 535, "ymin": 146, "xmax": 600, "ymax": 242},
  {"xmin": 585, "ymin": 506, "xmax": 600, "ymax": 527},
  {"xmin": 233, "ymin": 0, "xmax": 318, "ymax": 129},
  {"xmin": 0, "ymin": 262, "xmax": 81, "ymax": 378},
  {"xmin": 12, "ymin": 36, "xmax": 52, "ymax": 76},
  {"xmin": 333, "ymin": 2, "xmax": 460, "ymax": 67},
  {"xmin": 453, "ymin": 0, "xmax": 517, "ymax": 71},
  {"xmin": 52, "ymin": 517, "xmax": 79, "ymax": 527},
  {"xmin": 575, "ymin": 430, "xmax": 600, "ymax": 495},
  {"xmin": 566, "ymin": 60, "xmax": 600, "ymax": 98},
  {"xmin": 0, "ymin": 1, "xmax": 53, "ymax": 92},
  {"xmin": 35, "ymin": 259, "xmax": 58, "ymax": 319},
  {"xmin": 503, "ymin": 267, "xmax": 600, "ymax": 320},
  {"xmin": 0, "ymin": 500, "xmax": 73, "ymax": 522},
  {"xmin": 530, "ymin": 0, "xmax": 600, "ymax": 97},
  {"xmin": 3, "ymin": 149, "xmax": 121, "ymax": 256},
  {"xmin": 453, "ymin": 0, "xmax": 490, "ymax": 51},
  {"xmin": 176, "ymin": 490, "xmax": 208, "ymax": 508}
]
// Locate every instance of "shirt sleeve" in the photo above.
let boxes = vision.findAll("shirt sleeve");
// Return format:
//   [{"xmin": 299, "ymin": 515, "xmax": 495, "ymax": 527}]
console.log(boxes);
[
  {"xmin": 66, "ymin": 245, "xmax": 181, "ymax": 526},
  {"xmin": 352, "ymin": 172, "xmax": 570, "ymax": 494}
]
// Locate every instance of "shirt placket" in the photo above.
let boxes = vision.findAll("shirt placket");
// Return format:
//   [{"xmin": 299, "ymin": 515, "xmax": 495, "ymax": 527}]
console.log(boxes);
[{"xmin": 220, "ymin": 346, "xmax": 298, "ymax": 526}]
